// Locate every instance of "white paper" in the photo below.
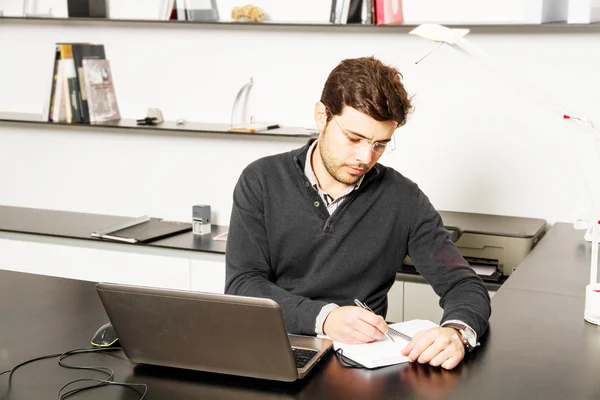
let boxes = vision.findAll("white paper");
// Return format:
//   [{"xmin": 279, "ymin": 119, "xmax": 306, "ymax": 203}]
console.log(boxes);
[
  {"xmin": 471, "ymin": 265, "xmax": 497, "ymax": 277},
  {"xmin": 333, "ymin": 319, "xmax": 438, "ymax": 369}
]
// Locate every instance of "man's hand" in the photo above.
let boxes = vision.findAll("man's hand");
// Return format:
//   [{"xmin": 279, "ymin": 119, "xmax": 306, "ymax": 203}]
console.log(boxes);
[
  {"xmin": 401, "ymin": 327, "xmax": 465, "ymax": 370},
  {"xmin": 323, "ymin": 306, "xmax": 389, "ymax": 343}
]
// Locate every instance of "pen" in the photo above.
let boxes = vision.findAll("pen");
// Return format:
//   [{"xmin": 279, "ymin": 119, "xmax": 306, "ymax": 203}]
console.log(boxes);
[{"xmin": 354, "ymin": 299, "xmax": 395, "ymax": 343}]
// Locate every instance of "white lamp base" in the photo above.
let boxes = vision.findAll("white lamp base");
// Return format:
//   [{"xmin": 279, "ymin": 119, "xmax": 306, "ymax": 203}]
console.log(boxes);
[
  {"xmin": 584, "ymin": 284, "xmax": 600, "ymax": 325},
  {"xmin": 584, "ymin": 227, "xmax": 600, "ymax": 243}
]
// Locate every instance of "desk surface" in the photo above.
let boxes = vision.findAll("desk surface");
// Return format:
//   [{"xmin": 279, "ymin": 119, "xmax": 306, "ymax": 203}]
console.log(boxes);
[
  {"xmin": 1, "ymin": 223, "xmax": 599, "ymax": 399},
  {"xmin": 0, "ymin": 205, "xmax": 227, "ymax": 254}
]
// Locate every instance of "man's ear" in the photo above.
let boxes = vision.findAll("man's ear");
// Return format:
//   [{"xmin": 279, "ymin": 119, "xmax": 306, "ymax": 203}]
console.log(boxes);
[{"xmin": 314, "ymin": 102, "xmax": 327, "ymax": 132}]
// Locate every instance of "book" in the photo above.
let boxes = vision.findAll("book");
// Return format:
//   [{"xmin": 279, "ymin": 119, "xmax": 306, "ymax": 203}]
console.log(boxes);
[
  {"xmin": 375, "ymin": 0, "xmax": 404, "ymax": 25},
  {"xmin": 333, "ymin": 319, "xmax": 438, "ymax": 369},
  {"xmin": 52, "ymin": 60, "xmax": 68, "ymax": 123},
  {"xmin": 347, "ymin": 0, "xmax": 365, "ymax": 23},
  {"xmin": 92, "ymin": 217, "xmax": 192, "ymax": 244},
  {"xmin": 45, "ymin": 46, "xmax": 61, "ymax": 122},
  {"xmin": 58, "ymin": 44, "xmax": 82, "ymax": 123},
  {"xmin": 82, "ymin": 59, "xmax": 121, "ymax": 123},
  {"xmin": 72, "ymin": 44, "xmax": 106, "ymax": 123}
]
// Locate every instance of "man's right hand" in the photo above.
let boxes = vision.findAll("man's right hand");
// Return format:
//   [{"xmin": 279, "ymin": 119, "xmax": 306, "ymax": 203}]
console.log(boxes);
[{"xmin": 322, "ymin": 306, "xmax": 389, "ymax": 343}]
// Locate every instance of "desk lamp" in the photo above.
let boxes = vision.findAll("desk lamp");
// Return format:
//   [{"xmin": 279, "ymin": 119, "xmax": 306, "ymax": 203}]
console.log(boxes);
[{"xmin": 409, "ymin": 24, "xmax": 600, "ymax": 325}]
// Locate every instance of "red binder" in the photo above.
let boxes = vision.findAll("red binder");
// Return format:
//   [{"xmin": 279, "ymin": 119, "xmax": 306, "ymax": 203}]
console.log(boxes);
[{"xmin": 375, "ymin": 0, "xmax": 404, "ymax": 25}]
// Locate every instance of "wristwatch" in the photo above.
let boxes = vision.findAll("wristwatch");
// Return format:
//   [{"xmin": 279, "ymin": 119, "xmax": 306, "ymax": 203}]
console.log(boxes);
[{"xmin": 444, "ymin": 322, "xmax": 478, "ymax": 352}]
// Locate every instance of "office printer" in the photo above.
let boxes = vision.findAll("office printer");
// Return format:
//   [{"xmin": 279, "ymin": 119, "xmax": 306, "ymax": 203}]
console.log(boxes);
[{"xmin": 404, "ymin": 211, "xmax": 547, "ymax": 281}]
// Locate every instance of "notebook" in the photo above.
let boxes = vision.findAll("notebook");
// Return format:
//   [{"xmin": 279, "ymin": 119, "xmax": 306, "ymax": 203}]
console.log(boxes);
[
  {"xmin": 91, "ymin": 217, "xmax": 192, "ymax": 243},
  {"xmin": 333, "ymin": 319, "xmax": 438, "ymax": 369},
  {"xmin": 95, "ymin": 283, "xmax": 333, "ymax": 381}
]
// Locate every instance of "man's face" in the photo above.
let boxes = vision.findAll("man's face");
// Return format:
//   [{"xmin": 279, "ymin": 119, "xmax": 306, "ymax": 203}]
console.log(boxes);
[{"xmin": 317, "ymin": 106, "xmax": 397, "ymax": 185}]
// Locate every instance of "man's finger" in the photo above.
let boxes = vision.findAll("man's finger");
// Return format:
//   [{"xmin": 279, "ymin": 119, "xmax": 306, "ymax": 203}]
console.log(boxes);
[
  {"xmin": 354, "ymin": 309, "xmax": 387, "ymax": 340},
  {"xmin": 417, "ymin": 337, "xmax": 449, "ymax": 364},
  {"xmin": 441, "ymin": 355, "xmax": 462, "ymax": 370},
  {"xmin": 356, "ymin": 308, "xmax": 388, "ymax": 331},
  {"xmin": 401, "ymin": 339, "xmax": 415, "ymax": 356},
  {"xmin": 407, "ymin": 332, "xmax": 435, "ymax": 362},
  {"xmin": 348, "ymin": 326, "xmax": 378, "ymax": 343},
  {"xmin": 428, "ymin": 346, "xmax": 455, "ymax": 367}
]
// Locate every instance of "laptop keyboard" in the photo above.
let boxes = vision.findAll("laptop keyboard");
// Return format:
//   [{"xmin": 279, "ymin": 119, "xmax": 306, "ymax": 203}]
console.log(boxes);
[{"xmin": 292, "ymin": 348, "xmax": 318, "ymax": 368}]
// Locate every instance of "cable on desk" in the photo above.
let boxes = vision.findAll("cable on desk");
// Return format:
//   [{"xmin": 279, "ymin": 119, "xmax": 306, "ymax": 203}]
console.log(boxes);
[
  {"xmin": 0, "ymin": 352, "xmax": 64, "ymax": 380},
  {"xmin": 57, "ymin": 347, "xmax": 147, "ymax": 400},
  {"xmin": 334, "ymin": 349, "xmax": 367, "ymax": 369},
  {"xmin": 0, "ymin": 347, "xmax": 147, "ymax": 400}
]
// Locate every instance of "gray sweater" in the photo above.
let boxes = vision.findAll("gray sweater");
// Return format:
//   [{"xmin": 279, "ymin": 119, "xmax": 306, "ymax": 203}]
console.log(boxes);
[{"xmin": 225, "ymin": 139, "xmax": 491, "ymax": 338}]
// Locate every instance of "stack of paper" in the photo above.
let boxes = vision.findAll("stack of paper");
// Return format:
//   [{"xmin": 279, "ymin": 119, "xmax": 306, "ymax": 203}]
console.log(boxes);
[{"xmin": 333, "ymin": 319, "xmax": 438, "ymax": 369}]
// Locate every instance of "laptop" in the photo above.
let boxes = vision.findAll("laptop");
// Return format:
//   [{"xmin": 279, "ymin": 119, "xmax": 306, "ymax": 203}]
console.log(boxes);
[{"xmin": 95, "ymin": 282, "xmax": 333, "ymax": 382}]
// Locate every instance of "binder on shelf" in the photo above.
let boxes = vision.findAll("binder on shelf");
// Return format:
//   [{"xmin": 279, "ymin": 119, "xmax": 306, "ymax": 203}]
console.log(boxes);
[
  {"xmin": 91, "ymin": 216, "xmax": 192, "ymax": 244},
  {"xmin": 67, "ymin": 0, "xmax": 108, "ymax": 18},
  {"xmin": 375, "ymin": 0, "xmax": 404, "ymax": 25}
]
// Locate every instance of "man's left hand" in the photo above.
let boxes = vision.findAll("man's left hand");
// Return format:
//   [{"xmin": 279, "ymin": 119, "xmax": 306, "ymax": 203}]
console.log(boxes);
[{"xmin": 400, "ymin": 327, "xmax": 465, "ymax": 370}]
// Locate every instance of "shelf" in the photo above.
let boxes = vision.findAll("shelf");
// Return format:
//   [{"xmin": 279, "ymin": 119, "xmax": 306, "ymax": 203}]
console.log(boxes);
[
  {"xmin": 1, "ymin": 15, "xmax": 599, "ymax": 31},
  {"xmin": 0, "ymin": 112, "xmax": 317, "ymax": 139}
]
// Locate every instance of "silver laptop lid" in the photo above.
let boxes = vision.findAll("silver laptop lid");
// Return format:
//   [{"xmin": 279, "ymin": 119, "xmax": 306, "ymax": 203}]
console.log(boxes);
[{"xmin": 96, "ymin": 283, "xmax": 316, "ymax": 381}]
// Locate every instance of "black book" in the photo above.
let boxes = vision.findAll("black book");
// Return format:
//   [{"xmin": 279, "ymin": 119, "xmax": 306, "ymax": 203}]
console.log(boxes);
[
  {"xmin": 72, "ymin": 44, "xmax": 106, "ymax": 123},
  {"xmin": 347, "ymin": 0, "xmax": 364, "ymax": 24}
]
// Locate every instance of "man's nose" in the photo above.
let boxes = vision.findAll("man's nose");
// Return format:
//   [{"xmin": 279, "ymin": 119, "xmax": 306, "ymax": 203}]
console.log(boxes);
[{"xmin": 355, "ymin": 144, "xmax": 374, "ymax": 165}]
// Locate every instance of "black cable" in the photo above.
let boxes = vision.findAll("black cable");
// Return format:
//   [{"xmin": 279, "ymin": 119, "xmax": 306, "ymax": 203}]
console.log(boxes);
[
  {"xmin": 334, "ymin": 348, "xmax": 367, "ymax": 369},
  {"xmin": 57, "ymin": 378, "xmax": 147, "ymax": 400},
  {"xmin": 56, "ymin": 347, "xmax": 147, "ymax": 400},
  {"xmin": 0, "ymin": 346, "xmax": 147, "ymax": 400},
  {"xmin": 0, "ymin": 352, "xmax": 64, "ymax": 381},
  {"xmin": 56, "ymin": 347, "xmax": 120, "ymax": 399}
]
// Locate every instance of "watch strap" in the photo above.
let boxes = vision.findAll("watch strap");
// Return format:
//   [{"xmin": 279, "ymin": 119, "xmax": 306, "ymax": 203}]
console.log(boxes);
[{"xmin": 443, "ymin": 322, "xmax": 478, "ymax": 352}]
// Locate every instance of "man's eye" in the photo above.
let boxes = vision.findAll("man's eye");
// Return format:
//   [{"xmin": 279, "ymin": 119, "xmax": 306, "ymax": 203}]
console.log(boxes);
[
  {"xmin": 346, "ymin": 133, "xmax": 362, "ymax": 143},
  {"xmin": 374, "ymin": 143, "xmax": 387, "ymax": 151}
]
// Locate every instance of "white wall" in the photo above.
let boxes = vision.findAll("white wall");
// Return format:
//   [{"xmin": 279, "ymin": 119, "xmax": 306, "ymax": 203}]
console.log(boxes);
[{"xmin": 1, "ymin": 0, "xmax": 599, "ymax": 226}]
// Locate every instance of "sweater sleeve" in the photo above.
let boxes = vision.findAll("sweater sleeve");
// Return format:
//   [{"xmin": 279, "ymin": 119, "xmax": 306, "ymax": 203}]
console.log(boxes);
[
  {"xmin": 225, "ymin": 165, "xmax": 328, "ymax": 335},
  {"xmin": 407, "ymin": 190, "xmax": 491, "ymax": 339}
]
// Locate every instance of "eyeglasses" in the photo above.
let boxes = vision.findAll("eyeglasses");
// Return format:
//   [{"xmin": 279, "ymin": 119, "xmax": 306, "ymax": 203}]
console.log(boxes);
[{"xmin": 328, "ymin": 111, "xmax": 396, "ymax": 155}]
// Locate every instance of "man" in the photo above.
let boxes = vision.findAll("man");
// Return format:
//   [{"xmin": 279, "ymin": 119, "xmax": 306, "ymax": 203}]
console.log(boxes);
[{"xmin": 225, "ymin": 57, "xmax": 491, "ymax": 370}]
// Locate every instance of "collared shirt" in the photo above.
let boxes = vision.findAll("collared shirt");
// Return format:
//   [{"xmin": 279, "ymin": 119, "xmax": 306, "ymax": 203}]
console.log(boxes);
[
  {"xmin": 305, "ymin": 139, "xmax": 363, "ymax": 335},
  {"xmin": 303, "ymin": 139, "xmax": 364, "ymax": 215}
]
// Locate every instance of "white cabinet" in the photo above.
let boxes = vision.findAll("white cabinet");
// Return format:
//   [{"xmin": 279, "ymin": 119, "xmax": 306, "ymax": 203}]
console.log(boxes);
[
  {"xmin": 403, "ymin": 281, "xmax": 497, "ymax": 324},
  {"xmin": 0, "ymin": 232, "xmax": 498, "ymax": 319},
  {"xmin": 190, "ymin": 254, "xmax": 226, "ymax": 293},
  {"xmin": 386, "ymin": 280, "xmax": 404, "ymax": 323},
  {"xmin": 0, "ymin": 234, "xmax": 191, "ymax": 290}
]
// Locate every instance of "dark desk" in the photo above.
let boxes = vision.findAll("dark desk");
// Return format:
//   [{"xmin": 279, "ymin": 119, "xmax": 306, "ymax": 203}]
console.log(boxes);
[
  {"xmin": 2, "ymin": 223, "xmax": 600, "ymax": 399},
  {"xmin": 0, "ymin": 205, "xmax": 227, "ymax": 254},
  {"xmin": 0, "ymin": 205, "xmax": 504, "ymax": 290}
]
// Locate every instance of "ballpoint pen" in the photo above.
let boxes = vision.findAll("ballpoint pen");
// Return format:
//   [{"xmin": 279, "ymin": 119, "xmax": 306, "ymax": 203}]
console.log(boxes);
[{"xmin": 354, "ymin": 299, "xmax": 395, "ymax": 343}]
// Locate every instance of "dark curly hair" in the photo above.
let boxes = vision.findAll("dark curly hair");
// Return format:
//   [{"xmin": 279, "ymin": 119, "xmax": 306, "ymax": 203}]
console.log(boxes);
[{"xmin": 320, "ymin": 56, "xmax": 413, "ymax": 127}]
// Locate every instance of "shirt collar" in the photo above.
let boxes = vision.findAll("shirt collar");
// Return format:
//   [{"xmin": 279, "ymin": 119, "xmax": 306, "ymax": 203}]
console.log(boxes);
[{"xmin": 304, "ymin": 139, "xmax": 365, "ymax": 192}]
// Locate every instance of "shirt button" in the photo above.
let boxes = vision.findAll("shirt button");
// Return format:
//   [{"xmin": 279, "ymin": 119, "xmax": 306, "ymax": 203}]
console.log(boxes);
[
  {"xmin": 305, "ymin": 182, "xmax": 310, "ymax": 187},
  {"xmin": 314, "ymin": 201, "xmax": 319, "ymax": 207}
]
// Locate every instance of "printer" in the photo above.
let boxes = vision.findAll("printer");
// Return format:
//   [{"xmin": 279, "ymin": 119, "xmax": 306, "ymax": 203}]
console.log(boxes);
[{"xmin": 404, "ymin": 211, "xmax": 547, "ymax": 280}]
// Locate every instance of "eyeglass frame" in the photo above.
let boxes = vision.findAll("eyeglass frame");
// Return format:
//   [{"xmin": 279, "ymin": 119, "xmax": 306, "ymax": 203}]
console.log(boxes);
[{"xmin": 325, "ymin": 108, "xmax": 397, "ymax": 155}]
